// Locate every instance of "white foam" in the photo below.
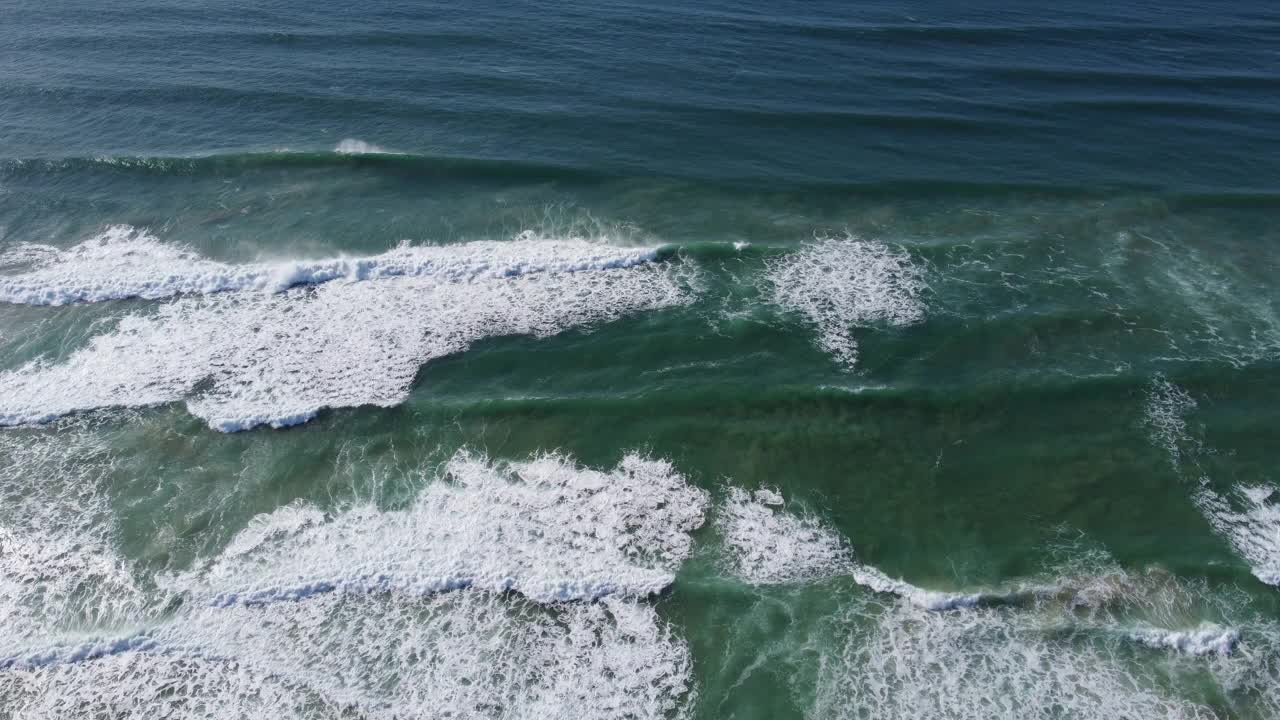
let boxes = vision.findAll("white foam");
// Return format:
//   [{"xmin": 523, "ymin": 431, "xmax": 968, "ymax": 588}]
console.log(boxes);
[
  {"xmin": 1125, "ymin": 623, "xmax": 1240, "ymax": 656},
  {"xmin": 764, "ymin": 234, "xmax": 925, "ymax": 368},
  {"xmin": 0, "ymin": 226, "xmax": 666, "ymax": 305},
  {"xmin": 0, "ymin": 646, "xmax": 330, "ymax": 719},
  {"xmin": 1196, "ymin": 485, "xmax": 1280, "ymax": 587},
  {"xmin": 717, "ymin": 486, "xmax": 854, "ymax": 585},
  {"xmin": 849, "ymin": 565, "xmax": 994, "ymax": 611},
  {"xmin": 1144, "ymin": 376, "xmax": 1199, "ymax": 467},
  {"xmin": 0, "ymin": 236, "xmax": 694, "ymax": 431},
  {"xmin": 333, "ymin": 138, "xmax": 392, "ymax": 155},
  {"xmin": 0, "ymin": 424, "xmax": 146, "ymax": 650},
  {"xmin": 1140, "ymin": 378, "xmax": 1280, "ymax": 587},
  {"xmin": 715, "ymin": 485, "xmax": 1038, "ymax": 610},
  {"xmin": 0, "ymin": 592, "xmax": 695, "ymax": 720},
  {"xmin": 216, "ymin": 500, "xmax": 325, "ymax": 561},
  {"xmin": 0, "ymin": 450, "xmax": 703, "ymax": 719},
  {"xmin": 186, "ymin": 451, "xmax": 707, "ymax": 605},
  {"xmin": 813, "ymin": 601, "xmax": 1218, "ymax": 720}
]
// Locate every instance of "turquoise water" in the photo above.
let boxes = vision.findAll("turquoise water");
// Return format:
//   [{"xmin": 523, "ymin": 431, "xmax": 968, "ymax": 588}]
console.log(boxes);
[{"xmin": 2, "ymin": 2, "xmax": 1280, "ymax": 718}]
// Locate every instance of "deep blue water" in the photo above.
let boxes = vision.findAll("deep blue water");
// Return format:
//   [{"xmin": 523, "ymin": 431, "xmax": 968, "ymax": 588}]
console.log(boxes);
[{"xmin": 4, "ymin": 1, "xmax": 1279, "ymax": 190}]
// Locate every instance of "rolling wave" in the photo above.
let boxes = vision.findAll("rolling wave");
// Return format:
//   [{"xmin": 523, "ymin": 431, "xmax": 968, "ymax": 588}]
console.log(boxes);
[
  {"xmin": 0, "ymin": 449, "xmax": 704, "ymax": 719},
  {"xmin": 5, "ymin": 148, "xmax": 1280, "ymax": 205},
  {"xmin": 0, "ymin": 225, "xmax": 666, "ymax": 306},
  {"xmin": 0, "ymin": 234, "xmax": 696, "ymax": 431}
]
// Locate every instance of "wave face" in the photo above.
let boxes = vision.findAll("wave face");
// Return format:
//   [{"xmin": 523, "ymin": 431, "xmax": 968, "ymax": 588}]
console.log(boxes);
[
  {"xmin": 764, "ymin": 235, "xmax": 925, "ymax": 368},
  {"xmin": 0, "ymin": 234, "xmax": 694, "ymax": 431},
  {"xmin": 0, "ymin": 450, "xmax": 700, "ymax": 719}
]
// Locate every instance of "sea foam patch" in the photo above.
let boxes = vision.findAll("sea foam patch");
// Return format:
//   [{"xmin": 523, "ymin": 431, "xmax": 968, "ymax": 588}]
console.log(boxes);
[
  {"xmin": 717, "ymin": 486, "xmax": 855, "ymax": 585},
  {"xmin": 1142, "ymin": 377, "xmax": 1280, "ymax": 588},
  {"xmin": 0, "ymin": 423, "xmax": 146, "ymax": 651},
  {"xmin": 0, "ymin": 592, "xmax": 695, "ymax": 720},
  {"xmin": 812, "ymin": 600, "xmax": 1219, "ymax": 720},
  {"xmin": 0, "ymin": 450, "xmax": 703, "ymax": 719},
  {"xmin": 0, "ymin": 225, "xmax": 665, "ymax": 305},
  {"xmin": 1144, "ymin": 376, "xmax": 1200, "ymax": 467},
  {"xmin": 0, "ymin": 235, "xmax": 694, "ymax": 431},
  {"xmin": 716, "ymin": 485, "xmax": 1006, "ymax": 610},
  {"xmin": 1196, "ymin": 485, "xmax": 1280, "ymax": 587},
  {"xmin": 764, "ymin": 235, "xmax": 925, "ymax": 368},
  {"xmin": 186, "ymin": 451, "xmax": 708, "ymax": 605}
]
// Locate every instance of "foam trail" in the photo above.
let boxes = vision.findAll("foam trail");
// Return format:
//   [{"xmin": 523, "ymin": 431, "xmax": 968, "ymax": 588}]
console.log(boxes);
[
  {"xmin": 0, "ymin": 423, "xmax": 147, "ymax": 650},
  {"xmin": 0, "ymin": 237, "xmax": 695, "ymax": 431},
  {"xmin": 0, "ymin": 593, "xmax": 696, "ymax": 720},
  {"xmin": 184, "ymin": 451, "xmax": 708, "ymax": 606},
  {"xmin": 1196, "ymin": 485, "xmax": 1280, "ymax": 587},
  {"xmin": 715, "ymin": 485, "xmax": 1033, "ymax": 610},
  {"xmin": 0, "ymin": 226, "xmax": 665, "ymax": 305},
  {"xmin": 764, "ymin": 234, "xmax": 925, "ymax": 368},
  {"xmin": 1144, "ymin": 375, "xmax": 1199, "ymax": 466},
  {"xmin": 1142, "ymin": 377, "xmax": 1280, "ymax": 587},
  {"xmin": 813, "ymin": 600, "xmax": 1218, "ymax": 720},
  {"xmin": 0, "ymin": 450, "xmax": 703, "ymax": 719},
  {"xmin": 717, "ymin": 486, "xmax": 855, "ymax": 584},
  {"xmin": 1124, "ymin": 623, "xmax": 1240, "ymax": 656},
  {"xmin": 333, "ymin": 138, "xmax": 392, "ymax": 154}
]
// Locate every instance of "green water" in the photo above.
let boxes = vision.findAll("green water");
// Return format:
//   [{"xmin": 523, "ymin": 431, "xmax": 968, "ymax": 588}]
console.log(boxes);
[
  {"xmin": 4, "ymin": 172, "xmax": 1280, "ymax": 717},
  {"xmin": 4, "ymin": 1, "xmax": 1280, "ymax": 717}
]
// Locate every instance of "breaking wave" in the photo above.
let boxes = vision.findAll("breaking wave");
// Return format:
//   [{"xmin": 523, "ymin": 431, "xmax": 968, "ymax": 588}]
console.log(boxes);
[
  {"xmin": 0, "ymin": 233, "xmax": 696, "ymax": 431},
  {"xmin": 0, "ymin": 450, "xmax": 704, "ymax": 719},
  {"xmin": 179, "ymin": 451, "xmax": 708, "ymax": 605},
  {"xmin": 0, "ymin": 225, "xmax": 666, "ymax": 306}
]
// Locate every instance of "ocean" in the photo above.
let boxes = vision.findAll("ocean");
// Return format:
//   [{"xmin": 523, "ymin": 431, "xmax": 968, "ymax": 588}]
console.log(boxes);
[{"xmin": 2, "ymin": 1, "xmax": 1279, "ymax": 717}]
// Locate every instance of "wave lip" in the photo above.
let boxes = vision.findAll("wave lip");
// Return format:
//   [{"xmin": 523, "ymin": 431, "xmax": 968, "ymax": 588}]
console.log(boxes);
[
  {"xmin": 332, "ymin": 138, "xmax": 394, "ymax": 155},
  {"xmin": 0, "ymin": 634, "xmax": 157, "ymax": 671},
  {"xmin": 1, "ymin": 593, "xmax": 696, "ymax": 720},
  {"xmin": 0, "ymin": 226, "xmax": 666, "ymax": 306}
]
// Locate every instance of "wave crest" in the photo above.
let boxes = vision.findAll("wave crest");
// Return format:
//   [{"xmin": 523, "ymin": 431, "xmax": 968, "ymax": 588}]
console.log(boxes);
[{"xmin": 0, "ymin": 234, "xmax": 694, "ymax": 431}]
